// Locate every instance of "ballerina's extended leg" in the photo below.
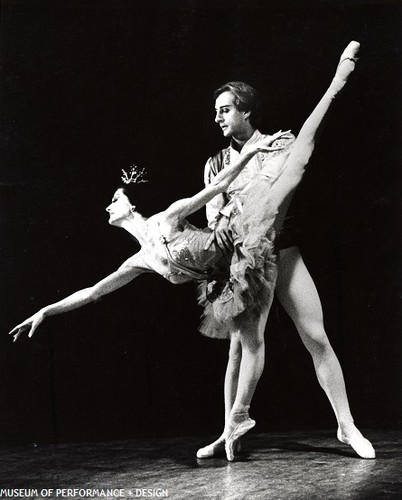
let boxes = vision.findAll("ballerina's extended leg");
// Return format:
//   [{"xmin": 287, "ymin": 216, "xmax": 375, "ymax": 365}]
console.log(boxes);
[
  {"xmin": 274, "ymin": 40, "xmax": 375, "ymax": 460},
  {"xmin": 295, "ymin": 40, "xmax": 375, "ymax": 459}
]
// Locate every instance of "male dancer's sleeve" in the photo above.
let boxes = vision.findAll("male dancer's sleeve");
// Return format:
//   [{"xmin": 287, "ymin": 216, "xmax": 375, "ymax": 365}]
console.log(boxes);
[{"xmin": 204, "ymin": 153, "xmax": 228, "ymax": 230}]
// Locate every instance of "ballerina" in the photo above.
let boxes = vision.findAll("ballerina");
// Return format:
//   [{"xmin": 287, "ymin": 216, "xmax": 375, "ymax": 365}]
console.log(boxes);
[{"xmin": 9, "ymin": 41, "xmax": 373, "ymax": 460}]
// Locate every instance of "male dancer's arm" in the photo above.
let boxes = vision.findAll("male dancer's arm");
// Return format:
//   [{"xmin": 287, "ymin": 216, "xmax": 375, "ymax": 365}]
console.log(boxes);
[{"xmin": 204, "ymin": 155, "xmax": 229, "ymax": 230}]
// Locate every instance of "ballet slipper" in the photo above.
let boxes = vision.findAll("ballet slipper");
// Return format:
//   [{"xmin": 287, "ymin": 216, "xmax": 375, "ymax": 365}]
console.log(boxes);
[
  {"xmin": 197, "ymin": 436, "xmax": 242, "ymax": 459},
  {"xmin": 224, "ymin": 412, "xmax": 255, "ymax": 461},
  {"xmin": 196, "ymin": 437, "xmax": 225, "ymax": 459},
  {"xmin": 337, "ymin": 427, "xmax": 376, "ymax": 459}
]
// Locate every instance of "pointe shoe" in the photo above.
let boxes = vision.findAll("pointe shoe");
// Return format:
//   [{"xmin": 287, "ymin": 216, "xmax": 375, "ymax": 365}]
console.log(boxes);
[
  {"xmin": 338, "ymin": 40, "xmax": 360, "ymax": 67},
  {"xmin": 225, "ymin": 414, "xmax": 256, "ymax": 461},
  {"xmin": 337, "ymin": 428, "xmax": 376, "ymax": 459},
  {"xmin": 333, "ymin": 41, "xmax": 360, "ymax": 87}
]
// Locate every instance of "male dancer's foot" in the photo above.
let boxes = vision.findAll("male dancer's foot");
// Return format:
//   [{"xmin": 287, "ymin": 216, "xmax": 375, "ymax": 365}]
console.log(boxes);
[
  {"xmin": 196, "ymin": 435, "xmax": 225, "ymax": 459},
  {"xmin": 197, "ymin": 435, "xmax": 243, "ymax": 459},
  {"xmin": 196, "ymin": 409, "xmax": 253, "ymax": 460},
  {"xmin": 337, "ymin": 424, "xmax": 376, "ymax": 459}
]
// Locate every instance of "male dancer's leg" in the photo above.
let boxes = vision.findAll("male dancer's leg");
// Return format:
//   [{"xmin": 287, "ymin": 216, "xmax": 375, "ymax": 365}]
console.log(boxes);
[{"xmin": 276, "ymin": 246, "xmax": 375, "ymax": 458}]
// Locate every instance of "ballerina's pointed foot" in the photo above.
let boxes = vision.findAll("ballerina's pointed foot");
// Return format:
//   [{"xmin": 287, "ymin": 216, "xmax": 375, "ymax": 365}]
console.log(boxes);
[
  {"xmin": 337, "ymin": 427, "xmax": 376, "ymax": 459},
  {"xmin": 338, "ymin": 41, "xmax": 360, "ymax": 67},
  {"xmin": 224, "ymin": 412, "xmax": 256, "ymax": 462},
  {"xmin": 333, "ymin": 41, "xmax": 360, "ymax": 89}
]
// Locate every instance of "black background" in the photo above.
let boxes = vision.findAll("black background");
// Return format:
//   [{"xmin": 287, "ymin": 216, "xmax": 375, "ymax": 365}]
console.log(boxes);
[{"xmin": 1, "ymin": 0, "xmax": 400, "ymax": 445}]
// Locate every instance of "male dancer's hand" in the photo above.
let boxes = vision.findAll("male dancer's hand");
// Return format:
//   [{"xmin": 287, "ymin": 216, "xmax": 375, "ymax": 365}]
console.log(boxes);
[{"xmin": 204, "ymin": 215, "xmax": 232, "ymax": 252}]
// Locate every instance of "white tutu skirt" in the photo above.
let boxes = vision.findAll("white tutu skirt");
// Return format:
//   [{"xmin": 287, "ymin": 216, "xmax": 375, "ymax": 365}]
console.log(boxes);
[{"xmin": 197, "ymin": 175, "xmax": 278, "ymax": 339}]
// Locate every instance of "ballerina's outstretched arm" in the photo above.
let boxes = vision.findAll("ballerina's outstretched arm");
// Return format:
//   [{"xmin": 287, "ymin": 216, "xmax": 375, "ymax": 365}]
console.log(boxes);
[
  {"xmin": 9, "ymin": 253, "xmax": 147, "ymax": 341},
  {"xmin": 164, "ymin": 131, "xmax": 291, "ymax": 222},
  {"xmin": 271, "ymin": 41, "xmax": 360, "ymax": 211}
]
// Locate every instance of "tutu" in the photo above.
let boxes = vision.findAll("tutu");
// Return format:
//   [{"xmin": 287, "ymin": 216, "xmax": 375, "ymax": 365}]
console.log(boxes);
[{"xmin": 197, "ymin": 174, "xmax": 279, "ymax": 339}]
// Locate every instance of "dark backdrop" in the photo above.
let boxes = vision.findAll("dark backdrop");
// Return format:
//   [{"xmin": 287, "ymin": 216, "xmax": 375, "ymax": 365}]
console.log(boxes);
[{"xmin": 1, "ymin": 0, "xmax": 400, "ymax": 445}]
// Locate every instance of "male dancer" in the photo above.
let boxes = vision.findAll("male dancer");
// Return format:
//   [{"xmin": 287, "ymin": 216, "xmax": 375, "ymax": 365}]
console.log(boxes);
[{"xmin": 197, "ymin": 42, "xmax": 375, "ymax": 460}]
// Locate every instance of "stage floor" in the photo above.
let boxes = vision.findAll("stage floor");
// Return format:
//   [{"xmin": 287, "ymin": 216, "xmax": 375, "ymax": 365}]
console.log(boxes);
[{"xmin": 0, "ymin": 429, "xmax": 400, "ymax": 499}]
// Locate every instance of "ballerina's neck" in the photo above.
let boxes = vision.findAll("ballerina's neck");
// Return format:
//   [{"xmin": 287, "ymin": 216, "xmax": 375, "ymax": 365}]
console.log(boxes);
[{"xmin": 120, "ymin": 213, "xmax": 149, "ymax": 246}]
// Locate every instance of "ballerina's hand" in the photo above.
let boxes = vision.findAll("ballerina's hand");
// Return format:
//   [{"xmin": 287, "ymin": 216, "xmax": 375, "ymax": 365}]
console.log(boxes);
[
  {"xmin": 255, "ymin": 130, "xmax": 293, "ymax": 152},
  {"xmin": 9, "ymin": 310, "xmax": 45, "ymax": 342}
]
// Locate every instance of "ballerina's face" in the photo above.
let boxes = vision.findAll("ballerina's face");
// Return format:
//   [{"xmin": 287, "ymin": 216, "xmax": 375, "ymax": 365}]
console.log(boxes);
[
  {"xmin": 106, "ymin": 188, "xmax": 133, "ymax": 225},
  {"xmin": 215, "ymin": 91, "xmax": 251, "ymax": 139}
]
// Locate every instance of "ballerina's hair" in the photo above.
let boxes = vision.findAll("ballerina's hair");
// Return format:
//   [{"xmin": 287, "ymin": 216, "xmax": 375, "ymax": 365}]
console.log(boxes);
[
  {"xmin": 214, "ymin": 81, "xmax": 262, "ymax": 128},
  {"xmin": 117, "ymin": 165, "xmax": 157, "ymax": 218}
]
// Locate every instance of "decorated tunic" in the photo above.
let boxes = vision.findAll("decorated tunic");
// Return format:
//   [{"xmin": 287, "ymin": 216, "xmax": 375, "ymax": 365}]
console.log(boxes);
[{"xmin": 204, "ymin": 130, "xmax": 295, "ymax": 229}]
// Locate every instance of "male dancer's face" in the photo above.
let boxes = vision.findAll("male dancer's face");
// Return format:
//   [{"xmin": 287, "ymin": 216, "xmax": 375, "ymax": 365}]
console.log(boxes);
[{"xmin": 214, "ymin": 91, "xmax": 252, "ymax": 141}]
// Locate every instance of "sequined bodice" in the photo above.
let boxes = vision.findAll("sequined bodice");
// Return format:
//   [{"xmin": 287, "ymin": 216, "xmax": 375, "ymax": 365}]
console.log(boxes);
[{"xmin": 159, "ymin": 221, "xmax": 225, "ymax": 284}]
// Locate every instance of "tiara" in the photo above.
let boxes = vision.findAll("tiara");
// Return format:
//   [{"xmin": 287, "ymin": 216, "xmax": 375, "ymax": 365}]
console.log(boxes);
[{"xmin": 121, "ymin": 165, "xmax": 148, "ymax": 185}]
